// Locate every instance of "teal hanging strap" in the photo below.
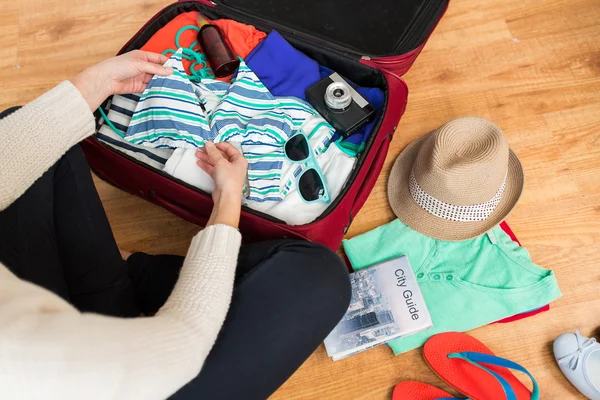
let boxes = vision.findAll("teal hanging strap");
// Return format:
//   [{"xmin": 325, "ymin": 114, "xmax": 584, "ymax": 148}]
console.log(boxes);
[
  {"xmin": 175, "ymin": 25, "xmax": 200, "ymax": 50},
  {"xmin": 174, "ymin": 25, "xmax": 214, "ymax": 80},
  {"xmin": 161, "ymin": 25, "xmax": 214, "ymax": 80},
  {"xmin": 98, "ymin": 107, "xmax": 124, "ymax": 138}
]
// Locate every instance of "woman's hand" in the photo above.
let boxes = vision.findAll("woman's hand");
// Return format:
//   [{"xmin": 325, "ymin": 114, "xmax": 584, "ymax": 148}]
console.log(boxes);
[
  {"xmin": 196, "ymin": 142, "xmax": 248, "ymax": 229},
  {"xmin": 71, "ymin": 50, "xmax": 173, "ymax": 111}
]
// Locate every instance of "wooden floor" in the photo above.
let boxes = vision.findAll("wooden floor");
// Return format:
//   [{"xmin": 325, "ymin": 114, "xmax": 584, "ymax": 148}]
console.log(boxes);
[{"xmin": 2, "ymin": 0, "xmax": 599, "ymax": 398}]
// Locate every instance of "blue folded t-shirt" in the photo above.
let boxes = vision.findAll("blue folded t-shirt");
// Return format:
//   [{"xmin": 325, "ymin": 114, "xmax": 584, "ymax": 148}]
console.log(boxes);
[
  {"xmin": 246, "ymin": 30, "xmax": 385, "ymax": 155},
  {"xmin": 245, "ymin": 30, "xmax": 320, "ymax": 101}
]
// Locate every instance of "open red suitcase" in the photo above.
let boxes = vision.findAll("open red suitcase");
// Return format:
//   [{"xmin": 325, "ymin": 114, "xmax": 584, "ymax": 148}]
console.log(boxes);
[{"xmin": 82, "ymin": 0, "xmax": 449, "ymax": 250}]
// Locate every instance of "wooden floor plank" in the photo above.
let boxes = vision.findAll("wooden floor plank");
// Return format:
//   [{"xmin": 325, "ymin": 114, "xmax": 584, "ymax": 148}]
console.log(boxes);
[{"xmin": 0, "ymin": 3, "xmax": 19, "ymax": 71}]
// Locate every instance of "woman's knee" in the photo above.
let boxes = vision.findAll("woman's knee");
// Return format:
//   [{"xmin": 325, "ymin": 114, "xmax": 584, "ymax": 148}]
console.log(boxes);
[
  {"xmin": 54, "ymin": 144, "xmax": 90, "ymax": 179},
  {"xmin": 275, "ymin": 240, "xmax": 352, "ymax": 316}
]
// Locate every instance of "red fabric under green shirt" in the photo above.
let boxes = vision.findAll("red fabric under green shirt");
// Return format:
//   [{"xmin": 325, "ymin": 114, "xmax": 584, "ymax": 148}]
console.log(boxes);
[{"xmin": 496, "ymin": 221, "xmax": 550, "ymax": 323}]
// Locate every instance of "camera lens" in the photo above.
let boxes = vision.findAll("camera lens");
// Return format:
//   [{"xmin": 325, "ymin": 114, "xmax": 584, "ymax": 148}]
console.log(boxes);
[{"xmin": 325, "ymin": 82, "xmax": 352, "ymax": 111}]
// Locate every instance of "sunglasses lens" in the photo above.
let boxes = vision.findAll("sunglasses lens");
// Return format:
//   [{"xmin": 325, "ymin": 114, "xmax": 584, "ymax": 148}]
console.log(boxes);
[
  {"xmin": 298, "ymin": 168, "xmax": 325, "ymax": 202},
  {"xmin": 285, "ymin": 134, "xmax": 310, "ymax": 162}
]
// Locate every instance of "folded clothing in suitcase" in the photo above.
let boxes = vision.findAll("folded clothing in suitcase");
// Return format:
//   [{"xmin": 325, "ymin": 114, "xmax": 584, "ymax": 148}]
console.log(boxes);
[
  {"xmin": 83, "ymin": 0, "xmax": 449, "ymax": 250},
  {"xmin": 98, "ymin": 19, "xmax": 379, "ymax": 224}
]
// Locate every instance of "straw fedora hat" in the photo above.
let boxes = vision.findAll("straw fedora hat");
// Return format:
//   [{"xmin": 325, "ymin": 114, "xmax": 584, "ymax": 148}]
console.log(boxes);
[{"xmin": 388, "ymin": 117, "xmax": 524, "ymax": 241}]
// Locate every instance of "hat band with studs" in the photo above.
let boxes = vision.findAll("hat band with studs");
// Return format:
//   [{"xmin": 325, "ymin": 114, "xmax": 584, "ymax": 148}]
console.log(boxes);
[{"xmin": 408, "ymin": 171, "xmax": 507, "ymax": 222}]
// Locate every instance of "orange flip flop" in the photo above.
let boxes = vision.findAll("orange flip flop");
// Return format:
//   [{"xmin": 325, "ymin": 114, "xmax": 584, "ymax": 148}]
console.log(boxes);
[
  {"xmin": 392, "ymin": 381, "xmax": 464, "ymax": 400},
  {"xmin": 423, "ymin": 332, "xmax": 540, "ymax": 400}
]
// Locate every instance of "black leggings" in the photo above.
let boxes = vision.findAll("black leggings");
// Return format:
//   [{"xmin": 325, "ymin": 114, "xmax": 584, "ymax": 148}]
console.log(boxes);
[{"xmin": 0, "ymin": 107, "xmax": 351, "ymax": 399}]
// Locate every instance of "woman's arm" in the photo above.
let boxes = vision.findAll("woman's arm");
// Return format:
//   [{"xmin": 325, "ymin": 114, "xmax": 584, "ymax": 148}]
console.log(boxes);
[
  {"xmin": 0, "ymin": 224, "xmax": 241, "ymax": 400},
  {"xmin": 0, "ymin": 52, "xmax": 249, "ymax": 399},
  {"xmin": 0, "ymin": 82, "xmax": 95, "ymax": 211},
  {"xmin": 0, "ymin": 129, "xmax": 248, "ymax": 400},
  {"xmin": 0, "ymin": 139, "xmax": 248, "ymax": 399},
  {"xmin": 197, "ymin": 140, "xmax": 249, "ymax": 228},
  {"xmin": 0, "ymin": 51, "xmax": 173, "ymax": 212}
]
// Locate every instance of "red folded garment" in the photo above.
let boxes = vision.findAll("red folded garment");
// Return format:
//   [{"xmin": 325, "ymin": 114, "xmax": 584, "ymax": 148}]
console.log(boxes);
[
  {"xmin": 212, "ymin": 18, "xmax": 267, "ymax": 59},
  {"xmin": 140, "ymin": 11, "xmax": 266, "ymax": 80},
  {"xmin": 495, "ymin": 305, "xmax": 550, "ymax": 323},
  {"xmin": 495, "ymin": 221, "xmax": 550, "ymax": 323},
  {"xmin": 141, "ymin": 12, "xmax": 201, "ymax": 76}
]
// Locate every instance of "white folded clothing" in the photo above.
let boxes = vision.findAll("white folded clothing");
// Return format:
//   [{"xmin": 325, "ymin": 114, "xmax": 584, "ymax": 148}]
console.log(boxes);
[
  {"xmin": 162, "ymin": 140, "xmax": 356, "ymax": 226},
  {"xmin": 244, "ymin": 143, "xmax": 356, "ymax": 225},
  {"xmin": 163, "ymin": 148, "xmax": 215, "ymax": 193},
  {"xmin": 163, "ymin": 142, "xmax": 244, "ymax": 194}
]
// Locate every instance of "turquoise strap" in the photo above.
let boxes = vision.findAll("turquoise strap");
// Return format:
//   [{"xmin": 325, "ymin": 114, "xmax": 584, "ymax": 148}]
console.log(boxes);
[
  {"xmin": 163, "ymin": 26, "xmax": 214, "ymax": 80},
  {"xmin": 175, "ymin": 24, "xmax": 199, "ymax": 50},
  {"xmin": 448, "ymin": 352, "xmax": 539, "ymax": 400},
  {"xmin": 98, "ymin": 107, "xmax": 124, "ymax": 138}
]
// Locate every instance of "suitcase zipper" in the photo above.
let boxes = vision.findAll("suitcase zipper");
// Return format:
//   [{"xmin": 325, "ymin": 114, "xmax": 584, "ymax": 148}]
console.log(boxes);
[
  {"xmin": 394, "ymin": 0, "xmax": 445, "ymax": 52},
  {"xmin": 207, "ymin": 0, "xmax": 448, "ymax": 58},
  {"xmin": 203, "ymin": 1, "xmax": 362, "ymax": 60}
]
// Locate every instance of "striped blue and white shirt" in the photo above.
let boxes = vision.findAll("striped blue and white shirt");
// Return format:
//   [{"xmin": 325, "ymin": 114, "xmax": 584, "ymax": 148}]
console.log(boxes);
[{"xmin": 125, "ymin": 49, "xmax": 334, "ymax": 202}]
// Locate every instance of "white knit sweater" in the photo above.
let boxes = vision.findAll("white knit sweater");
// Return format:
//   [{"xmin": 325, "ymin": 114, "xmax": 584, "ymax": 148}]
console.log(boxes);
[{"xmin": 0, "ymin": 82, "xmax": 241, "ymax": 399}]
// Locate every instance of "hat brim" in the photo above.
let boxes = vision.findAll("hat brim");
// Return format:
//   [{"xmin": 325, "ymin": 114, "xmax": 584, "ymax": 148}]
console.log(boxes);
[{"xmin": 387, "ymin": 132, "xmax": 524, "ymax": 241}]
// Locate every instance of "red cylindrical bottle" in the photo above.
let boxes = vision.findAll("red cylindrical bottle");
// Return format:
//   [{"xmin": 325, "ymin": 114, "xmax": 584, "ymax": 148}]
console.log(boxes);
[{"xmin": 197, "ymin": 15, "xmax": 240, "ymax": 77}]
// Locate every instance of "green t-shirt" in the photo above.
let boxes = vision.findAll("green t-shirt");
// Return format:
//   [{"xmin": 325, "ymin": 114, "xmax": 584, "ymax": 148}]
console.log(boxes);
[{"xmin": 343, "ymin": 219, "xmax": 562, "ymax": 355}]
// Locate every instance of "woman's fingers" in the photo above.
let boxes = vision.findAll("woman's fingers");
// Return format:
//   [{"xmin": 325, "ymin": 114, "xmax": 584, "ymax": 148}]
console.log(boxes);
[
  {"xmin": 198, "ymin": 142, "xmax": 247, "ymax": 172},
  {"xmin": 135, "ymin": 60, "xmax": 173, "ymax": 76},
  {"xmin": 215, "ymin": 142, "xmax": 247, "ymax": 167},
  {"xmin": 142, "ymin": 73, "xmax": 154, "ymax": 84},
  {"xmin": 196, "ymin": 159, "xmax": 215, "ymax": 176},
  {"xmin": 203, "ymin": 141, "xmax": 225, "ymax": 163},
  {"xmin": 195, "ymin": 149, "xmax": 214, "ymax": 165},
  {"xmin": 196, "ymin": 146, "xmax": 216, "ymax": 175},
  {"xmin": 215, "ymin": 142, "xmax": 241, "ymax": 160},
  {"xmin": 137, "ymin": 51, "xmax": 169, "ymax": 65}
]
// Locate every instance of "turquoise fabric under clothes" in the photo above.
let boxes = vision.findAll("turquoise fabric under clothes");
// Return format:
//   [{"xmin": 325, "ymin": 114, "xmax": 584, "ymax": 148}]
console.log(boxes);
[{"xmin": 342, "ymin": 219, "xmax": 562, "ymax": 355}]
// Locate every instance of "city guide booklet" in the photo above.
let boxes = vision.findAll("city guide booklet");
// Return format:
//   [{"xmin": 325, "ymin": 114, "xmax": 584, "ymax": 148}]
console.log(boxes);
[{"xmin": 324, "ymin": 256, "xmax": 433, "ymax": 361}]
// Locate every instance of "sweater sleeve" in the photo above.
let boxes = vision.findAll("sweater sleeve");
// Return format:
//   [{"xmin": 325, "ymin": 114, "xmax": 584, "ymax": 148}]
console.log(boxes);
[
  {"xmin": 0, "ymin": 81, "xmax": 96, "ymax": 211},
  {"xmin": 0, "ymin": 224, "xmax": 241, "ymax": 400}
]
